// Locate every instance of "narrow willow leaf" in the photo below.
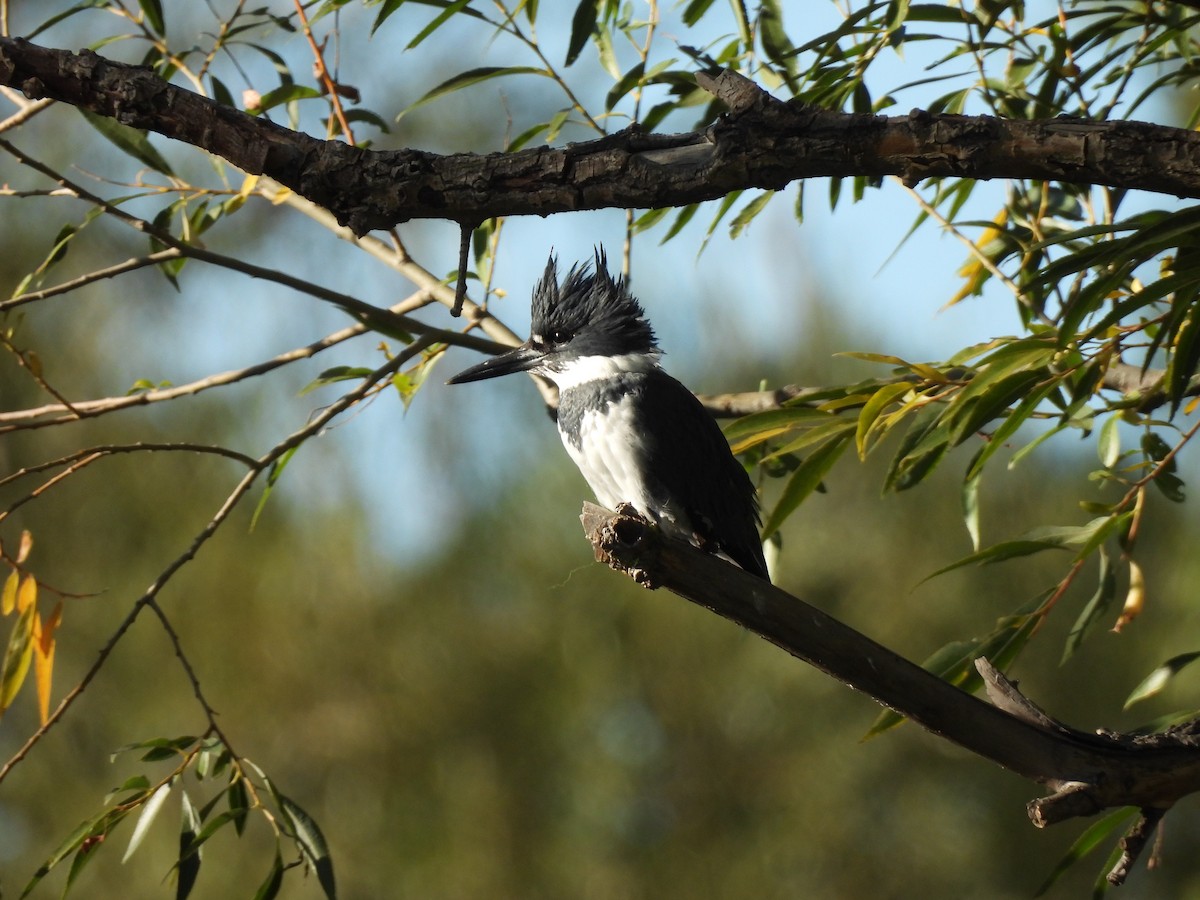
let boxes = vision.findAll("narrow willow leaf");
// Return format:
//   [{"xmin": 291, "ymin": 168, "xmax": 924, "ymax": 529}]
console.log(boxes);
[
  {"xmin": 855, "ymin": 381, "xmax": 912, "ymax": 458},
  {"xmin": 962, "ymin": 467, "xmax": 982, "ymax": 551},
  {"xmin": 1, "ymin": 569, "xmax": 17, "ymax": 615},
  {"xmin": 1034, "ymin": 807, "xmax": 1139, "ymax": 897},
  {"xmin": 399, "ymin": 67, "xmax": 548, "ymax": 119},
  {"xmin": 723, "ymin": 406, "xmax": 838, "ymax": 443},
  {"xmin": 761, "ymin": 434, "xmax": 849, "ymax": 539},
  {"xmin": 33, "ymin": 615, "xmax": 56, "ymax": 724},
  {"xmin": 566, "ymin": 0, "xmax": 599, "ymax": 66},
  {"xmin": 371, "ymin": 0, "xmax": 405, "ymax": 34},
  {"xmin": 280, "ymin": 796, "xmax": 337, "ymax": 900},
  {"xmin": 405, "ymin": 0, "xmax": 472, "ymax": 49},
  {"xmin": 0, "ymin": 600, "xmax": 37, "ymax": 713},
  {"xmin": 122, "ymin": 782, "xmax": 172, "ymax": 863},
  {"xmin": 228, "ymin": 778, "xmax": 250, "ymax": 836},
  {"xmin": 866, "ymin": 595, "xmax": 1047, "ymax": 737},
  {"xmin": 178, "ymin": 792, "xmax": 202, "ymax": 900},
  {"xmin": 1097, "ymin": 415, "xmax": 1121, "ymax": 468},
  {"xmin": 1167, "ymin": 304, "xmax": 1200, "ymax": 415},
  {"xmin": 78, "ymin": 109, "xmax": 175, "ymax": 176},
  {"xmin": 1124, "ymin": 651, "xmax": 1200, "ymax": 709},
  {"xmin": 251, "ymin": 447, "xmax": 299, "ymax": 531},
  {"xmin": 138, "ymin": 0, "xmax": 165, "ymax": 34},
  {"xmin": 252, "ymin": 851, "xmax": 285, "ymax": 900},
  {"xmin": 729, "ymin": 191, "xmax": 775, "ymax": 239},
  {"xmin": 918, "ymin": 539, "xmax": 1064, "ymax": 585},
  {"xmin": 1062, "ymin": 547, "xmax": 1117, "ymax": 663},
  {"xmin": 299, "ymin": 366, "xmax": 375, "ymax": 396}
]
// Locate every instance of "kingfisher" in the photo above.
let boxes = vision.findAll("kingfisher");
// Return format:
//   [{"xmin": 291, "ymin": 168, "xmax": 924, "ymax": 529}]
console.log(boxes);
[{"xmin": 447, "ymin": 251, "xmax": 769, "ymax": 581}]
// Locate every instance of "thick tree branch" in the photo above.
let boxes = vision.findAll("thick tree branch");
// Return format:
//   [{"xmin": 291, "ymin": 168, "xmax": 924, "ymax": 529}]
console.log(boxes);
[
  {"xmin": 580, "ymin": 502, "xmax": 1200, "ymax": 863},
  {"xmin": 4, "ymin": 39, "xmax": 1200, "ymax": 235}
]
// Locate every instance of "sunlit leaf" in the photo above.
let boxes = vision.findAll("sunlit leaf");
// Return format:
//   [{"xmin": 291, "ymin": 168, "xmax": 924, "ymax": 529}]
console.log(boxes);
[
  {"xmin": 1124, "ymin": 651, "xmax": 1200, "ymax": 709},
  {"xmin": 122, "ymin": 782, "xmax": 173, "ymax": 863},
  {"xmin": 279, "ymin": 796, "xmax": 336, "ymax": 900},
  {"xmin": 761, "ymin": 433, "xmax": 850, "ymax": 539},
  {"xmin": 1113, "ymin": 557, "xmax": 1146, "ymax": 632},
  {"xmin": 1, "ymin": 569, "xmax": 17, "ymax": 615},
  {"xmin": 0, "ymin": 596, "xmax": 37, "ymax": 714}
]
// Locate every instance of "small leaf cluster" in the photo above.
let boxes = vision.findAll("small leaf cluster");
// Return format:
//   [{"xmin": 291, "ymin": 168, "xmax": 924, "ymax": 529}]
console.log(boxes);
[{"xmin": 21, "ymin": 734, "xmax": 337, "ymax": 900}]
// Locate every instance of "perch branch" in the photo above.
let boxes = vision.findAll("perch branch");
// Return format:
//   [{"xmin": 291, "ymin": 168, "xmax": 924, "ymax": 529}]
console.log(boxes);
[{"xmin": 580, "ymin": 503, "xmax": 1200, "ymax": 849}]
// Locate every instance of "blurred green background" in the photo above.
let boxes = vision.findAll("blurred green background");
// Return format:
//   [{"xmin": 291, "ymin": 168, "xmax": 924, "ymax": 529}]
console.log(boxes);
[{"xmin": 3, "ymin": 3, "xmax": 1200, "ymax": 898}]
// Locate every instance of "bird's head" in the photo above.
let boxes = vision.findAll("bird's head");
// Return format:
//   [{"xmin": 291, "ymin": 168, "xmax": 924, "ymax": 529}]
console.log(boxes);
[{"xmin": 447, "ymin": 249, "xmax": 659, "ymax": 386}]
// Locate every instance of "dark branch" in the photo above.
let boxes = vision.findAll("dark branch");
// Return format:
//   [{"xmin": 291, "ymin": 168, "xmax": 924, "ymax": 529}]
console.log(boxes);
[
  {"xmin": 4, "ymin": 39, "xmax": 1200, "ymax": 235},
  {"xmin": 580, "ymin": 503, "xmax": 1200, "ymax": 849}
]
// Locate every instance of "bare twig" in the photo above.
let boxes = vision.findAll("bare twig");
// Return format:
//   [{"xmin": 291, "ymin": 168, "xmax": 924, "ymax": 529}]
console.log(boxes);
[{"xmin": 0, "ymin": 347, "xmax": 416, "ymax": 784}]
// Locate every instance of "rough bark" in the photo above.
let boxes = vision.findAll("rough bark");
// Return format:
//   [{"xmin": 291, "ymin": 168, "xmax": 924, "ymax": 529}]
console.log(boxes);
[
  {"xmin": 4, "ymin": 38, "xmax": 1200, "ymax": 237},
  {"xmin": 580, "ymin": 502, "xmax": 1200, "ymax": 884}
]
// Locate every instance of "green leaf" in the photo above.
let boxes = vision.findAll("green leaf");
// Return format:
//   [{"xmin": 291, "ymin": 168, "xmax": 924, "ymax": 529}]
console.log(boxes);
[
  {"xmin": 566, "ymin": 0, "xmax": 599, "ymax": 66},
  {"xmin": 866, "ymin": 595, "xmax": 1046, "ymax": 737},
  {"xmin": 962, "ymin": 466, "xmax": 982, "ymax": 552},
  {"xmin": 1166, "ymin": 304, "xmax": 1200, "ymax": 415},
  {"xmin": 682, "ymin": 0, "xmax": 718, "ymax": 25},
  {"xmin": 854, "ymin": 381, "xmax": 913, "ymax": 457},
  {"xmin": 299, "ymin": 366, "xmax": 376, "ymax": 396},
  {"xmin": 0, "ymin": 601, "xmax": 37, "ymax": 713},
  {"xmin": 1062, "ymin": 547, "xmax": 1118, "ymax": 663},
  {"xmin": 1034, "ymin": 807, "xmax": 1139, "ymax": 896},
  {"xmin": 251, "ymin": 448, "xmax": 299, "ymax": 531},
  {"xmin": 138, "ymin": 0, "xmax": 165, "ymax": 34},
  {"xmin": 178, "ymin": 792, "xmax": 202, "ymax": 900},
  {"xmin": 279, "ymin": 796, "xmax": 336, "ymax": 900},
  {"xmin": 1124, "ymin": 652, "xmax": 1200, "ymax": 709},
  {"xmin": 406, "ymin": 0, "xmax": 472, "ymax": 49},
  {"xmin": 228, "ymin": 778, "xmax": 250, "ymax": 836},
  {"xmin": 729, "ymin": 191, "xmax": 775, "ymax": 239},
  {"xmin": 251, "ymin": 84, "xmax": 323, "ymax": 114},
  {"xmin": 26, "ymin": 0, "xmax": 110, "ymax": 41},
  {"xmin": 253, "ymin": 851, "xmax": 285, "ymax": 900},
  {"xmin": 761, "ymin": 434, "xmax": 850, "ymax": 539},
  {"xmin": 78, "ymin": 109, "xmax": 175, "ymax": 176},
  {"xmin": 112, "ymin": 735, "xmax": 199, "ymax": 763},
  {"xmin": 1097, "ymin": 415, "xmax": 1121, "ymax": 468},
  {"xmin": 122, "ymin": 782, "xmax": 173, "ymax": 863},
  {"xmin": 399, "ymin": 67, "xmax": 548, "ymax": 118}
]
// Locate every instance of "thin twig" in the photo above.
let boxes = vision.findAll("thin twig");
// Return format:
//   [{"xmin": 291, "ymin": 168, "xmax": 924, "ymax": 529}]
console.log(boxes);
[
  {"xmin": 0, "ymin": 348, "xmax": 415, "ymax": 785},
  {"xmin": 0, "ymin": 249, "xmax": 184, "ymax": 312}
]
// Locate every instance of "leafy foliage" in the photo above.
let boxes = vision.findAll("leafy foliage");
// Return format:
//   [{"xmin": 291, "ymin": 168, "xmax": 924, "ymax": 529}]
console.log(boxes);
[{"xmin": 5, "ymin": 0, "xmax": 1200, "ymax": 894}]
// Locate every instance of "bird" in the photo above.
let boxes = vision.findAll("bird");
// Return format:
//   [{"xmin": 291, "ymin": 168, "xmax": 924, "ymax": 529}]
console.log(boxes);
[{"xmin": 447, "ymin": 250, "xmax": 769, "ymax": 581}]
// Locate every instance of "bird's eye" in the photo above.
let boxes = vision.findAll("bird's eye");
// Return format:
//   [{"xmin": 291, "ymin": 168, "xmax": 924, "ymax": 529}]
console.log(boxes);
[{"xmin": 550, "ymin": 329, "xmax": 571, "ymax": 343}]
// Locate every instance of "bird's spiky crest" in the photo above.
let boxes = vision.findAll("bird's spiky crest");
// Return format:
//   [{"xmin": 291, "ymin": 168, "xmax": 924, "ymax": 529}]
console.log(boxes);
[{"xmin": 531, "ymin": 250, "xmax": 658, "ymax": 358}]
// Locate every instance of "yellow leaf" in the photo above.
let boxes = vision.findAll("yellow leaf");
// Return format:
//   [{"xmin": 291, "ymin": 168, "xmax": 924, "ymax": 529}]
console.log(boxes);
[
  {"xmin": 40, "ymin": 600, "xmax": 62, "ymax": 655},
  {"xmin": 1113, "ymin": 559, "xmax": 1145, "ymax": 633},
  {"xmin": 16, "ymin": 574, "xmax": 36, "ymax": 613},
  {"xmin": 33, "ymin": 612, "xmax": 55, "ymax": 725},
  {"xmin": 239, "ymin": 174, "xmax": 260, "ymax": 198},
  {"xmin": 1, "ymin": 570, "xmax": 17, "ymax": 615}
]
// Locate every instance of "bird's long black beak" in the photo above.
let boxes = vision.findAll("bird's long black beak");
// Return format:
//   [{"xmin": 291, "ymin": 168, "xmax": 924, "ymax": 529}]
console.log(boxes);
[{"xmin": 446, "ymin": 341, "xmax": 543, "ymax": 384}]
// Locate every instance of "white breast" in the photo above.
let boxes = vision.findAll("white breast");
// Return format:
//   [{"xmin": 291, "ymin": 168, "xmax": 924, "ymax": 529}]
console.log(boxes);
[{"xmin": 557, "ymin": 393, "xmax": 694, "ymax": 536}]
